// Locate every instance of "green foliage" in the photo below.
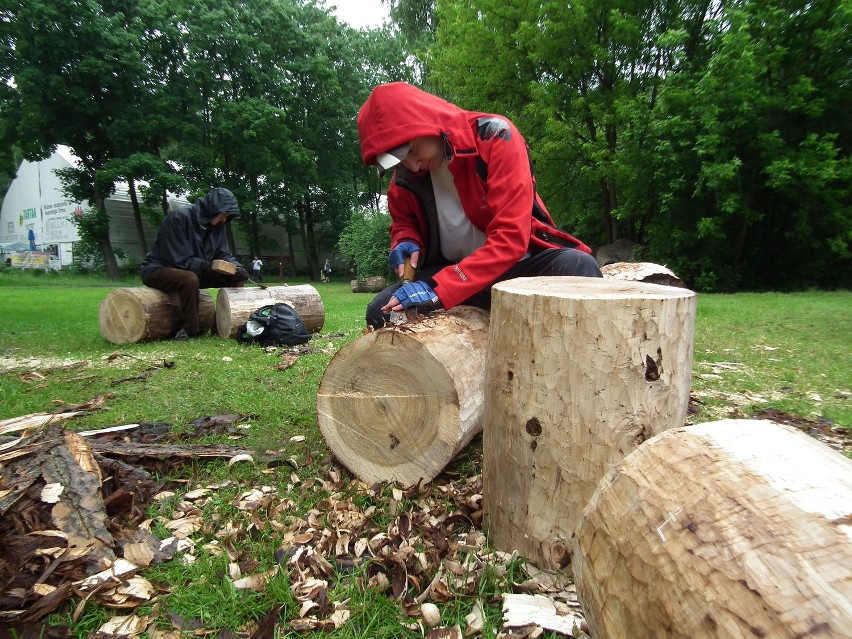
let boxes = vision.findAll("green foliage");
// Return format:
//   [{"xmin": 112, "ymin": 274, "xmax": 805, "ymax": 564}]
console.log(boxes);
[
  {"xmin": 337, "ymin": 207, "xmax": 392, "ymax": 280},
  {"xmin": 69, "ymin": 208, "xmax": 127, "ymax": 270},
  {"xmin": 427, "ymin": 0, "xmax": 851, "ymax": 291},
  {"xmin": 2, "ymin": 0, "xmax": 849, "ymax": 291}
]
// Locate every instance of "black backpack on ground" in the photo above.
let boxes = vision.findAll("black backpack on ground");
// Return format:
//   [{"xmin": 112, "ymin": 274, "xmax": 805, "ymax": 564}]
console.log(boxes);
[{"xmin": 236, "ymin": 303, "xmax": 311, "ymax": 347}]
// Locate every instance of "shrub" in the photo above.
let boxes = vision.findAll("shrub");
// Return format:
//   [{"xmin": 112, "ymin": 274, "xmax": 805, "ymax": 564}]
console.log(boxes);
[{"xmin": 337, "ymin": 208, "xmax": 391, "ymax": 282}]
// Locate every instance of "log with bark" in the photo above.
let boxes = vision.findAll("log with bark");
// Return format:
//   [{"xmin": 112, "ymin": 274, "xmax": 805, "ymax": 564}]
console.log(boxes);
[
  {"xmin": 601, "ymin": 261, "xmax": 685, "ymax": 287},
  {"xmin": 99, "ymin": 287, "xmax": 215, "ymax": 344},
  {"xmin": 483, "ymin": 277, "xmax": 697, "ymax": 571},
  {"xmin": 350, "ymin": 276, "xmax": 387, "ymax": 293},
  {"xmin": 572, "ymin": 419, "xmax": 852, "ymax": 639},
  {"xmin": 317, "ymin": 306, "xmax": 490, "ymax": 486},
  {"xmin": 214, "ymin": 285, "xmax": 325, "ymax": 339}
]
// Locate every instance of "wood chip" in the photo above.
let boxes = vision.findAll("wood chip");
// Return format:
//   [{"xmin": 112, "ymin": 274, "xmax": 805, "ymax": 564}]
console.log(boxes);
[{"xmin": 502, "ymin": 594, "xmax": 582, "ymax": 637}]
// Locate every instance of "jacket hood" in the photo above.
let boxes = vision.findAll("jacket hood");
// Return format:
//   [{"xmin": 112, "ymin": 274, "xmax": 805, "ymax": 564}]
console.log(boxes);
[
  {"xmin": 357, "ymin": 82, "xmax": 477, "ymax": 166},
  {"xmin": 197, "ymin": 187, "xmax": 240, "ymax": 220}
]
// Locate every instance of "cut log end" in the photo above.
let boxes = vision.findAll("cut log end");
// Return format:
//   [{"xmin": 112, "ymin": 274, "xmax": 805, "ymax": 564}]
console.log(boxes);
[
  {"xmin": 98, "ymin": 287, "xmax": 214, "ymax": 344},
  {"xmin": 99, "ymin": 288, "xmax": 149, "ymax": 344},
  {"xmin": 318, "ymin": 331, "xmax": 458, "ymax": 486},
  {"xmin": 317, "ymin": 307, "xmax": 490, "ymax": 486}
]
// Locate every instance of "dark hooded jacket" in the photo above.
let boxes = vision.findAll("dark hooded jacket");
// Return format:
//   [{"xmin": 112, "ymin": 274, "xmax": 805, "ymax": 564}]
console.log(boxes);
[
  {"xmin": 357, "ymin": 82, "xmax": 591, "ymax": 309},
  {"xmin": 140, "ymin": 188, "xmax": 241, "ymax": 279}
]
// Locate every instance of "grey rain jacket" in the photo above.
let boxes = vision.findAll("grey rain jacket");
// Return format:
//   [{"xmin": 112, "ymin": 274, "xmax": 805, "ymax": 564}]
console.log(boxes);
[{"xmin": 140, "ymin": 188, "xmax": 241, "ymax": 279}]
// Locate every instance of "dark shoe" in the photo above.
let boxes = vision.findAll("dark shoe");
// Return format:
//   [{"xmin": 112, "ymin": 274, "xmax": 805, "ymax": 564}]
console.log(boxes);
[{"xmin": 174, "ymin": 328, "xmax": 190, "ymax": 341}]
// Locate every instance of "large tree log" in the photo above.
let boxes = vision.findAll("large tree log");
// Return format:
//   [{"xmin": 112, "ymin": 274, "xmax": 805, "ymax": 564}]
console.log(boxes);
[
  {"xmin": 99, "ymin": 287, "xmax": 214, "ymax": 344},
  {"xmin": 573, "ymin": 419, "xmax": 852, "ymax": 639},
  {"xmin": 483, "ymin": 277, "xmax": 697, "ymax": 570},
  {"xmin": 317, "ymin": 306, "xmax": 490, "ymax": 486},
  {"xmin": 214, "ymin": 285, "xmax": 325, "ymax": 338},
  {"xmin": 350, "ymin": 276, "xmax": 387, "ymax": 293}
]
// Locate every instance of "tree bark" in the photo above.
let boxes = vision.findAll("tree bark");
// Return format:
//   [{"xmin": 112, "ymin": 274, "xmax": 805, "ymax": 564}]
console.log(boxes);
[
  {"xmin": 98, "ymin": 287, "xmax": 215, "ymax": 344},
  {"xmin": 317, "ymin": 307, "xmax": 490, "ymax": 486},
  {"xmin": 573, "ymin": 419, "xmax": 852, "ymax": 639},
  {"xmin": 483, "ymin": 277, "xmax": 696, "ymax": 570},
  {"xmin": 214, "ymin": 285, "xmax": 325, "ymax": 338},
  {"xmin": 128, "ymin": 177, "xmax": 148, "ymax": 255}
]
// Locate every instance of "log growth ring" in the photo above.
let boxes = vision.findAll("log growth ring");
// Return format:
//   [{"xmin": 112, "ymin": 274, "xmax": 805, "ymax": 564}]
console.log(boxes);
[
  {"xmin": 98, "ymin": 288, "xmax": 151, "ymax": 344},
  {"xmin": 317, "ymin": 329, "xmax": 460, "ymax": 486}
]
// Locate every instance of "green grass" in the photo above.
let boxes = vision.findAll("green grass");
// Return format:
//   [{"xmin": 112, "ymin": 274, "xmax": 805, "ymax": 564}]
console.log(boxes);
[
  {"xmin": 0, "ymin": 270, "xmax": 849, "ymax": 637},
  {"xmin": 692, "ymin": 291, "xmax": 851, "ymax": 428}
]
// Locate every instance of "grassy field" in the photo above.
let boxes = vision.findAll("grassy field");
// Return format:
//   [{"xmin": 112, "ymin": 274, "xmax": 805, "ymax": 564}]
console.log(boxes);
[{"xmin": 0, "ymin": 269, "xmax": 849, "ymax": 637}]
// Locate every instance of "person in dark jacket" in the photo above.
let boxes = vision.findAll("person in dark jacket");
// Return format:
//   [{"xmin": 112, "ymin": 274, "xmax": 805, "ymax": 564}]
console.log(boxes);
[
  {"xmin": 357, "ymin": 82, "xmax": 602, "ymax": 328},
  {"xmin": 141, "ymin": 187, "xmax": 248, "ymax": 340}
]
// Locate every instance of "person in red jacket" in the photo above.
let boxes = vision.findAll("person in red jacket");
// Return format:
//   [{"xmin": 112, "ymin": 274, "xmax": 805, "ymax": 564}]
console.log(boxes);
[{"xmin": 357, "ymin": 82, "xmax": 602, "ymax": 328}]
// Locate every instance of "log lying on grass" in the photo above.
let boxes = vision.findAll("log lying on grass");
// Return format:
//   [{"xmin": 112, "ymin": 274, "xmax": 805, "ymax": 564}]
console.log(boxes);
[
  {"xmin": 317, "ymin": 306, "xmax": 490, "ymax": 486},
  {"xmin": 572, "ymin": 419, "xmax": 852, "ymax": 639},
  {"xmin": 99, "ymin": 287, "xmax": 214, "ymax": 344},
  {"xmin": 214, "ymin": 285, "xmax": 325, "ymax": 338},
  {"xmin": 350, "ymin": 276, "xmax": 386, "ymax": 293},
  {"xmin": 483, "ymin": 277, "xmax": 697, "ymax": 571}
]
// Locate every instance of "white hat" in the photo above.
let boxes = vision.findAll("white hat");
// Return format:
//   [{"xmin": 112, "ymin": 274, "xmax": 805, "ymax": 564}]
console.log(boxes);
[{"xmin": 376, "ymin": 143, "xmax": 410, "ymax": 173}]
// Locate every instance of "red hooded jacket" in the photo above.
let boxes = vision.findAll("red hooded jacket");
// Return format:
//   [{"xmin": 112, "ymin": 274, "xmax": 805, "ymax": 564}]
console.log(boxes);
[{"xmin": 357, "ymin": 82, "xmax": 591, "ymax": 309}]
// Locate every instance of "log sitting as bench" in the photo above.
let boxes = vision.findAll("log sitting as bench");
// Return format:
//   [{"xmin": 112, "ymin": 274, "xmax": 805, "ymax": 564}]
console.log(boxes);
[{"xmin": 99, "ymin": 287, "xmax": 215, "ymax": 344}]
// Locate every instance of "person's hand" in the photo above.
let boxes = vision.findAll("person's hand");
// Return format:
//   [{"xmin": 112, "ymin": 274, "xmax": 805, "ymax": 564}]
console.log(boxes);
[
  {"xmin": 381, "ymin": 281, "xmax": 440, "ymax": 313},
  {"xmin": 235, "ymin": 266, "xmax": 249, "ymax": 281},
  {"xmin": 388, "ymin": 242, "xmax": 421, "ymax": 278}
]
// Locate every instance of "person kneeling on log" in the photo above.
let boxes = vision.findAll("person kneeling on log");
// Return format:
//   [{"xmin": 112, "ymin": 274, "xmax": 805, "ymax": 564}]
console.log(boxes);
[
  {"xmin": 357, "ymin": 82, "xmax": 602, "ymax": 328},
  {"xmin": 141, "ymin": 187, "xmax": 249, "ymax": 340}
]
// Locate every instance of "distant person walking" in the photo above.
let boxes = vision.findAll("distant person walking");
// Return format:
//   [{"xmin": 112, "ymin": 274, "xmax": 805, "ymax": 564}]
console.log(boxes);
[
  {"xmin": 322, "ymin": 259, "xmax": 332, "ymax": 283},
  {"xmin": 252, "ymin": 255, "xmax": 263, "ymax": 282}
]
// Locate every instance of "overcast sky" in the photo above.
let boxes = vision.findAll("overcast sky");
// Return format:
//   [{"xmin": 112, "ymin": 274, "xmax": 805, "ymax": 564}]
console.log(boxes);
[{"xmin": 327, "ymin": 0, "xmax": 390, "ymax": 30}]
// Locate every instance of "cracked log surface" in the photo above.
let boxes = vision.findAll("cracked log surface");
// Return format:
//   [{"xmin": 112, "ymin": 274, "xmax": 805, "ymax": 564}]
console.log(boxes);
[
  {"xmin": 483, "ymin": 276, "xmax": 696, "ymax": 571},
  {"xmin": 317, "ymin": 306, "xmax": 490, "ymax": 487},
  {"xmin": 573, "ymin": 419, "xmax": 852, "ymax": 639}
]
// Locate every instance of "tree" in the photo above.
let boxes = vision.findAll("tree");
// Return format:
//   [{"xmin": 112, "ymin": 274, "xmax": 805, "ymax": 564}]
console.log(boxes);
[
  {"xmin": 1, "ymin": 0, "xmax": 152, "ymax": 278},
  {"xmin": 647, "ymin": 0, "xmax": 851, "ymax": 289},
  {"xmin": 338, "ymin": 207, "xmax": 392, "ymax": 281}
]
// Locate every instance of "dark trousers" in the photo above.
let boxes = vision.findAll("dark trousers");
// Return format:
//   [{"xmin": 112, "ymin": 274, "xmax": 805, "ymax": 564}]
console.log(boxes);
[
  {"xmin": 142, "ymin": 267, "xmax": 248, "ymax": 335},
  {"xmin": 365, "ymin": 248, "xmax": 602, "ymax": 328},
  {"xmin": 252, "ymin": 268, "xmax": 262, "ymax": 282}
]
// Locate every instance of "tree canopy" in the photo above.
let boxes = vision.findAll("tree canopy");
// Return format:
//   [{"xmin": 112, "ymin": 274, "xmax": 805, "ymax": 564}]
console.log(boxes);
[{"xmin": 1, "ymin": 0, "xmax": 848, "ymax": 289}]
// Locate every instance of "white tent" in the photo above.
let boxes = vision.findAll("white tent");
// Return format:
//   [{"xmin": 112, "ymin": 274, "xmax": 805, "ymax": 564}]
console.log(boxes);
[{"xmin": 0, "ymin": 146, "xmax": 82, "ymax": 266}]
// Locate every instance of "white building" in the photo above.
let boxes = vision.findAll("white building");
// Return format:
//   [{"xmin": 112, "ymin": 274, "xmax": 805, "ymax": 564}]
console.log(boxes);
[{"xmin": 0, "ymin": 146, "xmax": 196, "ymax": 268}]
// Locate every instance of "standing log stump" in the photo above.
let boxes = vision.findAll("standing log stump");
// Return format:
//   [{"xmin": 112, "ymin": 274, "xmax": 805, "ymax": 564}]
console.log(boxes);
[
  {"xmin": 214, "ymin": 285, "xmax": 325, "ymax": 338},
  {"xmin": 573, "ymin": 419, "xmax": 852, "ymax": 639},
  {"xmin": 317, "ymin": 306, "xmax": 490, "ymax": 486},
  {"xmin": 483, "ymin": 277, "xmax": 697, "ymax": 570},
  {"xmin": 99, "ymin": 287, "xmax": 215, "ymax": 344}
]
